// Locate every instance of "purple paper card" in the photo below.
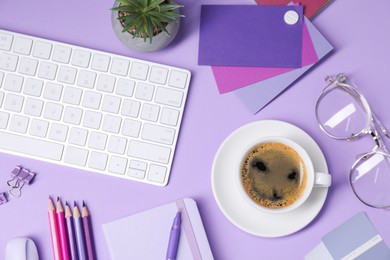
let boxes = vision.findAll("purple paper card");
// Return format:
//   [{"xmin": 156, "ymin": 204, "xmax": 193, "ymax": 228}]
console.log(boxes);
[
  {"xmin": 212, "ymin": 20, "xmax": 318, "ymax": 93},
  {"xmin": 234, "ymin": 17, "xmax": 333, "ymax": 114},
  {"xmin": 198, "ymin": 5, "xmax": 303, "ymax": 68}
]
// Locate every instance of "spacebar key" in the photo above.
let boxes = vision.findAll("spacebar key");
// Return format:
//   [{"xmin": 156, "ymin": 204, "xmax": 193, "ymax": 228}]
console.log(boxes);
[{"xmin": 0, "ymin": 132, "xmax": 64, "ymax": 161}]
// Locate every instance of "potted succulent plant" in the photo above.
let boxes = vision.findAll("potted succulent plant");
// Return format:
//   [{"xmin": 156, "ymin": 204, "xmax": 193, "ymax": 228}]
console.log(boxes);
[{"xmin": 111, "ymin": 0, "xmax": 183, "ymax": 52}]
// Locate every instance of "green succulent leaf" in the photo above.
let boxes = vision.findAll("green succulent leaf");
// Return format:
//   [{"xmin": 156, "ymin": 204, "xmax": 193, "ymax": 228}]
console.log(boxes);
[{"xmin": 113, "ymin": 0, "xmax": 183, "ymax": 44}]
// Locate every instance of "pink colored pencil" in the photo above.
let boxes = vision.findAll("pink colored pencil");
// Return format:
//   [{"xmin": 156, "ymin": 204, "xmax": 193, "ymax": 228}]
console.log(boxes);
[
  {"xmin": 56, "ymin": 197, "xmax": 70, "ymax": 260},
  {"xmin": 82, "ymin": 201, "xmax": 96, "ymax": 260},
  {"xmin": 48, "ymin": 197, "xmax": 62, "ymax": 260}
]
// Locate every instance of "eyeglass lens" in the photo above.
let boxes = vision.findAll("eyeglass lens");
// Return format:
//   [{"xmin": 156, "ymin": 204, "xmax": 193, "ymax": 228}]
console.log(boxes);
[
  {"xmin": 316, "ymin": 86, "xmax": 368, "ymax": 139},
  {"xmin": 350, "ymin": 152, "xmax": 390, "ymax": 208}
]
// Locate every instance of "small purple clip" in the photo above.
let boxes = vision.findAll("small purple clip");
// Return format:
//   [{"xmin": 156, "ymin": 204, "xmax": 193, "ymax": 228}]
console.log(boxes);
[
  {"xmin": 7, "ymin": 166, "xmax": 36, "ymax": 198},
  {"xmin": 0, "ymin": 193, "xmax": 7, "ymax": 205}
]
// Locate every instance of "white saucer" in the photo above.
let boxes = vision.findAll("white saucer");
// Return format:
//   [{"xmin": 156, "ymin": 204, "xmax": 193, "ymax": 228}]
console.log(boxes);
[{"xmin": 211, "ymin": 120, "xmax": 329, "ymax": 237}]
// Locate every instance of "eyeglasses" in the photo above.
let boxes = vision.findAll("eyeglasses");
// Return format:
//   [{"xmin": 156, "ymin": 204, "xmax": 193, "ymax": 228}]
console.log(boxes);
[{"xmin": 315, "ymin": 73, "xmax": 390, "ymax": 209}]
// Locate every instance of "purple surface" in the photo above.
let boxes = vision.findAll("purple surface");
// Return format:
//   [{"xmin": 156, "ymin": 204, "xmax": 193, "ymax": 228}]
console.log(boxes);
[
  {"xmin": 1, "ymin": 0, "xmax": 390, "ymax": 260},
  {"xmin": 198, "ymin": 5, "xmax": 303, "ymax": 67}
]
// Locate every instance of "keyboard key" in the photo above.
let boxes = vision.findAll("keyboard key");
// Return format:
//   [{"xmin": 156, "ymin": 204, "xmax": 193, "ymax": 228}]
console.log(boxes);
[
  {"xmin": 24, "ymin": 78, "xmax": 43, "ymax": 97},
  {"xmin": 82, "ymin": 91, "xmax": 101, "ymax": 109},
  {"xmin": 130, "ymin": 62, "xmax": 149, "ymax": 80},
  {"xmin": 64, "ymin": 146, "xmax": 88, "ymax": 166},
  {"xmin": 115, "ymin": 78, "xmax": 135, "ymax": 97},
  {"xmin": 43, "ymin": 82, "xmax": 63, "ymax": 101},
  {"xmin": 0, "ymin": 71, "xmax": 4, "ymax": 87},
  {"xmin": 149, "ymin": 66, "xmax": 168, "ymax": 85},
  {"xmin": 142, "ymin": 123, "xmax": 175, "ymax": 145},
  {"xmin": 111, "ymin": 58, "xmax": 130, "ymax": 76},
  {"xmin": 0, "ymin": 33, "xmax": 13, "ymax": 51},
  {"xmin": 48, "ymin": 123, "xmax": 68, "ymax": 142},
  {"xmin": 122, "ymin": 119, "xmax": 141, "ymax": 137},
  {"xmin": 121, "ymin": 99, "xmax": 140, "ymax": 118},
  {"xmin": 77, "ymin": 70, "xmax": 96, "ymax": 89},
  {"xmin": 71, "ymin": 49, "xmax": 91, "ymax": 68},
  {"xmin": 9, "ymin": 114, "xmax": 29, "ymax": 134},
  {"xmin": 155, "ymin": 87, "xmax": 183, "ymax": 108},
  {"xmin": 29, "ymin": 119, "xmax": 49, "ymax": 137},
  {"xmin": 102, "ymin": 95, "xmax": 121, "ymax": 113},
  {"xmin": 127, "ymin": 160, "xmax": 147, "ymax": 179},
  {"xmin": 24, "ymin": 98, "xmax": 44, "ymax": 117},
  {"xmin": 57, "ymin": 66, "xmax": 77, "ymax": 85},
  {"xmin": 102, "ymin": 114, "xmax": 121, "ymax": 133},
  {"xmin": 18, "ymin": 57, "xmax": 38, "ymax": 76},
  {"xmin": 135, "ymin": 82, "xmax": 154, "ymax": 101},
  {"xmin": 89, "ymin": 151, "xmax": 108, "ymax": 170},
  {"xmin": 4, "ymin": 74, "xmax": 24, "ymax": 92},
  {"xmin": 83, "ymin": 110, "xmax": 102, "ymax": 129},
  {"xmin": 4, "ymin": 93, "xmax": 24, "ymax": 112},
  {"xmin": 108, "ymin": 156, "xmax": 127, "ymax": 175},
  {"xmin": 32, "ymin": 41, "xmax": 52, "ymax": 60},
  {"xmin": 0, "ymin": 91, "xmax": 4, "ymax": 107},
  {"xmin": 38, "ymin": 61, "xmax": 58, "ymax": 80},
  {"xmin": 52, "ymin": 45, "xmax": 72, "ymax": 64},
  {"xmin": 63, "ymin": 106, "xmax": 83, "ymax": 125},
  {"xmin": 108, "ymin": 136, "xmax": 127, "ymax": 155},
  {"xmin": 43, "ymin": 102, "xmax": 63, "ymax": 121},
  {"xmin": 168, "ymin": 70, "xmax": 188, "ymax": 89},
  {"xmin": 130, "ymin": 160, "xmax": 147, "ymax": 170},
  {"xmin": 160, "ymin": 108, "xmax": 179, "ymax": 126},
  {"xmin": 0, "ymin": 131, "xmax": 64, "ymax": 161},
  {"xmin": 63, "ymin": 86, "xmax": 82, "ymax": 105},
  {"xmin": 0, "ymin": 53, "xmax": 18, "ymax": 72},
  {"xmin": 91, "ymin": 53, "xmax": 110, "ymax": 72},
  {"xmin": 88, "ymin": 131, "xmax": 107, "ymax": 150},
  {"xmin": 96, "ymin": 74, "xmax": 115, "ymax": 93},
  {"xmin": 128, "ymin": 140, "xmax": 171, "ymax": 164},
  {"xmin": 13, "ymin": 37, "xmax": 32, "ymax": 55},
  {"xmin": 68, "ymin": 127, "xmax": 88, "ymax": 146},
  {"xmin": 140, "ymin": 103, "xmax": 160, "ymax": 122},
  {"xmin": 147, "ymin": 164, "xmax": 167, "ymax": 183},
  {"xmin": 0, "ymin": 111, "xmax": 10, "ymax": 129}
]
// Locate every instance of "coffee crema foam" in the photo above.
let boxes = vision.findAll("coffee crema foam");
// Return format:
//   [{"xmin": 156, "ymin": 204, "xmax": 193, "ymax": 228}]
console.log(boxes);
[{"xmin": 241, "ymin": 142, "xmax": 307, "ymax": 209}]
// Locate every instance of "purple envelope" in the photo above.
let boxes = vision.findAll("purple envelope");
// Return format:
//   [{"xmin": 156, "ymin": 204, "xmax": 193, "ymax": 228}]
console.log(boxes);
[
  {"xmin": 234, "ymin": 17, "xmax": 333, "ymax": 114},
  {"xmin": 212, "ymin": 20, "xmax": 318, "ymax": 93},
  {"xmin": 198, "ymin": 5, "xmax": 303, "ymax": 68}
]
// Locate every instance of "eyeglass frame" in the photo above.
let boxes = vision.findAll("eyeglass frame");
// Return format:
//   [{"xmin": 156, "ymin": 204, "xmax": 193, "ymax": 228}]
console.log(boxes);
[{"xmin": 315, "ymin": 73, "xmax": 390, "ymax": 209}]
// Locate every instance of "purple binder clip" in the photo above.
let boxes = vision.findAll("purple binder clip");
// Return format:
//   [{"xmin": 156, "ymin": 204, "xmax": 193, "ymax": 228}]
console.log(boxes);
[
  {"xmin": 7, "ymin": 166, "xmax": 36, "ymax": 198},
  {"xmin": 0, "ymin": 193, "xmax": 7, "ymax": 205}
]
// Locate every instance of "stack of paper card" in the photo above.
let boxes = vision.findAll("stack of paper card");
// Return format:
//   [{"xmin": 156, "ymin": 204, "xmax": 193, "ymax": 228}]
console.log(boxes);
[
  {"xmin": 198, "ymin": 4, "xmax": 334, "ymax": 114},
  {"xmin": 305, "ymin": 212, "xmax": 390, "ymax": 260}
]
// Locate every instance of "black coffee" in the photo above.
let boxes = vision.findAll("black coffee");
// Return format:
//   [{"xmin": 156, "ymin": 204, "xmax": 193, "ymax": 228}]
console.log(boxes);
[{"xmin": 240, "ymin": 142, "xmax": 307, "ymax": 209}]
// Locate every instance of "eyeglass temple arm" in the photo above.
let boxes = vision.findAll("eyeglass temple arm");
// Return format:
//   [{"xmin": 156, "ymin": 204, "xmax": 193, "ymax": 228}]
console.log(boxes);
[{"xmin": 372, "ymin": 114, "xmax": 390, "ymax": 139}]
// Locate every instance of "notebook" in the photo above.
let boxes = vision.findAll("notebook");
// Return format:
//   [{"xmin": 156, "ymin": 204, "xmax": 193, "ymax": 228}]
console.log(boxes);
[
  {"xmin": 211, "ymin": 19, "xmax": 318, "ymax": 93},
  {"xmin": 305, "ymin": 212, "xmax": 390, "ymax": 260},
  {"xmin": 102, "ymin": 198, "xmax": 214, "ymax": 260},
  {"xmin": 234, "ymin": 16, "xmax": 333, "ymax": 114},
  {"xmin": 198, "ymin": 5, "xmax": 303, "ymax": 68}
]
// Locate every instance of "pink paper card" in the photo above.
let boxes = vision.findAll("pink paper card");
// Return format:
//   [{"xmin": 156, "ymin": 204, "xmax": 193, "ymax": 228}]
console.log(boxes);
[{"xmin": 212, "ymin": 21, "xmax": 318, "ymax": 94}]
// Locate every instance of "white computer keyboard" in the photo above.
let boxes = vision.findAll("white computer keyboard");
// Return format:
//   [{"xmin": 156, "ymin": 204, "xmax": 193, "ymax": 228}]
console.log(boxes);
[{"xmin": 0, "ymin": 28, "xmax": 191, "ymax": 187}]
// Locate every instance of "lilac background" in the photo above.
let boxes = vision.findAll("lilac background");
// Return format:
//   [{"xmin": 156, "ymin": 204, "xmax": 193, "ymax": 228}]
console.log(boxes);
[{"xmin": 1, "ymin": 0, "xmax": 390, "ymax": 259}]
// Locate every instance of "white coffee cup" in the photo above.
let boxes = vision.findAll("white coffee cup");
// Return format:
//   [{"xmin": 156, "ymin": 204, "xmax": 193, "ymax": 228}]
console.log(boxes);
[{"xmin": 236, "ymin": 137, "xmax": 331, "ymax": 214}]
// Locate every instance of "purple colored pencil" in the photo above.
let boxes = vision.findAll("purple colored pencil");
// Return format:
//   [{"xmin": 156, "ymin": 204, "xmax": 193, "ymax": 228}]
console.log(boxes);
[
  {"xmin": 82, "ymin": 201, "xmax": 96, "ymax": 260},
  {"xmin": 73, "ymin": 202, "xmax": 87, "ymax": 260},
  {"xmin": 65, "ymin": 202, "xmax": 79, "ymax": 260}
]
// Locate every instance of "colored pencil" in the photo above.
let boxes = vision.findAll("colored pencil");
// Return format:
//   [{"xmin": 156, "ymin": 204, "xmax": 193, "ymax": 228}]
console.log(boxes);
[
  {"xmin": 73, "ymin": 202, "xmax": 87, "ymax": 260},
  {"xmin": 82, "ymin": 201, "xmax": 96, "ymax": 260},
  {"xmin": 48, "ymin": 197, "xmax": 62, "ymax": 260},
  {"xmin": 56, "ymin": 197, "xmax": 70, "ymax": 260},
  {"xmin": 65, "ymin": 202, "xmax": 79, "ymax": 260}
]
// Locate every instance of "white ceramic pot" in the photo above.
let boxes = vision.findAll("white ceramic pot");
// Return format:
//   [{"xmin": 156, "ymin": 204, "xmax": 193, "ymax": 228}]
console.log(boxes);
[{"xmin": 111, "ymin": 1, "xmax": 181, "ymax": 52}]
